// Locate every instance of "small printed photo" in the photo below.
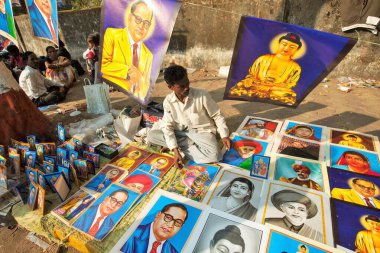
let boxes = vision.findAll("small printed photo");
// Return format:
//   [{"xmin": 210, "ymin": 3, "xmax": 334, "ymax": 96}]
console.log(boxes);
[
  {"xmin": 8, "ymin": 146, "xmax": 18, "ymax": 155},
  {"xmin": 35, "ymin": 144, "xmax": 44, "ymax": 162},
  {"xmin": 282, "ymin": 120, "xmax": 326, "ymax": 142},
  {"xmin": 58, "ymin": 124, "xmax": 65, "ymax": 142},
  {"xmin": 0, "ymin": 164, "xmax": 8, "ymax": 189},
  {"xmin": 53, "ymin": 190, "xmax": 95, "ymax": 224},
  {"xmin": 43, "ymin": 161, "xmax": 55, "ymax": 174},
  {"xmin": 65, "ymin": 143, "xmax": 75, "ymax": 151},
  {"xmin": 222, "ymin": 134, "xmax": 269, "ymax": 170},
  {"xmin": 166, "ymin": 160, "xmax": 220, "ymax": 202},
  {"xmin": 37, "ymin": 170, "xmax": 46, "ymax": 189},
  {"xmin": 111, "ymin": 190, "xmax": 205, "ymax": 252},
  {"xmin": 83, "ymin": 151, "xmax": 100, "ymax": 168},
  {"xmin": 265, "ymin": 226, "xmax": 340, "ymax": 253},
  {"xmin": 328, "ymin": 168, "xmax": 380, "ymax": 209},
  {"xmin": 44, "ymin": 156, "xmax": 56, "ymax": 166},
  {"xmin": 53, "ymin": 173, "xmax": 71, "ymax": 202},
  {"xmin": 0, "ymin": 155, "xmax": 6, "ymax": 166},
  {"xmin": 73, "ymin": 138, "xmax": 83, "ymax": 154},
  {"xmin": 26, "ymin": 135, "xmax": 36, "ymax": 150},
  {"xmin": 74, "ymin": 159, "xmax": 88, "ymax": 179},
  {"xmin": 28, "ymin": 182, "xmax": 39, "ymax": 210},
  {"xmin": 57, "ymin": 147, "xmax": 68, "ymax": 164},
  {"xmin": 9, "ymin": 154, "xmax": 21, "ymax": 178},
  {"xmin": 42, "ymin": 143, "xmax": 57, "ymax": 156},
  {"xmin": 72, "ymin": 184, "xmax": 141, "ymax": 240},
  {"xmin": 84, "ymin": 144, "xmax": 96, "ymax": 153},
  {"xmin": 111, "ymin": 145, "xmax": 151, "ymax": 171},
  {"xmin": 331, "ymin": 199, "xmax": 380, "ymax": 253},
  {"xmin": 137, "ymin": 153, "xmax": 175, "ymax": 178},
  {"xmin": 58, "ymin": 165, "xmax": 71, "ymax": 188},
  {"xmin": 62, "ymin": 158, "xmax": 71, "ymax": 169},
  {"xmin": 235, "ymin": 116, "xmax": 282, "ymax": 142},
  {"xmin": 205, "ymin": 165, "xmax": 266, "ymax": 222},
  {"xmin": 260, "ymin": 181, "xmax": 333, "ymax": 245},
  {"xmin": 273, "ymin": 135, "xmax": 322, "ymax": 161},
  {"xmin": 120, "ymin": 169, "xmax": 161, "ymax": 202},
  {"xmin": 187, "ymin": 209, "xmax": 267, "ymax": 253},
  {"xmin": 270, "ymin": 155, "xmax": 327, "ymax": 192},
  {"xmin": 328, "ymin": 145, "xmax": 380, "ymax": 176},
  {"xmin": 82, "ymin": 164, "xmax": 127, "ymax": 194},
  {"xmin": 37, "ymin": 186, "xmax": 45, "ymax": 216},
  {"xmin": 26, "ymin": 167, "xmax": 38, "ymax": 185},
  {"xmin": 85, "ymin": 159, "xmax": 96, "ymax": 175},
  {"xmin": 251, "ymin": 155, "xmax": 270, "ymax": 179},
  {"xmin": 43, "ymin": 172, "xmax": 61, "ymax": 192},
  {"xmin": 0, "ymin": 145, "xmax": 4, "ymax": 157},
  {"xmin": 330, "ymin": 128, "xmax": 378, "ymax": 152},
  {"xmin": 68, "ymin": 150, "xmax": 78, "ymax": 165},
  {"xmin": 18, "ymin": 146, "xmax": 29, "ymax": 166}
]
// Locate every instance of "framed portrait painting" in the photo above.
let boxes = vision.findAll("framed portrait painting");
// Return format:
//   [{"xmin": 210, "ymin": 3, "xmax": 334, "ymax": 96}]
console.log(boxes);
[
  {"xmin": 251, "ymin": 155, "xmax": 270, "ymax": 179},
  {"xmin": 137, "ymin": 153, "xmax": 175, "ymax": 178},
  {"xmin": 272, "ymin": 134, "xmax": 324, "ymax": 161},
  {"xmin": 329, "ymin": 128, "xmax": 379, "ymax": 152},
  {"xmin": 110, "ymin": 145, "xmax": 152, "ymax": 171},
  {"xmin": 204, "ymin": 164, "xmax": 266, "ymax": 222},
  {"xmin": 327, "ymin": 144, "xmax": 380, "ymax": 176},
  {"xmin": 235, "ymin": 116, "xmax": 282, "ymax": 142},
  {"xmin": 184, "ymin": 207, "xmax": 268, "ymax": 253},
  {"xmin": 331, "ymin": 199, "xmax": 380, "ymax": 253},
  {"xmin": 0, "ymin": 164, "xmax": 8, "ymax": 189},
  {"xmin": 111, "ymin": 189, "xmax": 205, "ymax": 253},
  {"xmin": 281, "ymin": 120, "xmax": 327, "ymax": 142},
  {"xmin": 82, "ymin": 164, "xmax": 128, "ymax": 195},
  {"xmin": 28, "ymin": 181, "xmax": 39, "ymax": 210},
  {"xmin": 222, "ymin": 134, "xmax": 269, "ymax": 170},
  {"xmin": 257, "ymin": 181, "xmax": 333, "ymax": 245},
  {"xmin": 53, "ymin": 190, "xmax": 95, "ymax": 224},
  {"xmin": 269, "ymin": 154, "xmax": 328, "ymax": 192},
  {"xmin": 166, "ymin": 160, "xmax": 220, "ymax": 202},
  {"xmin": 72, "ymin": 183, "xmax": 141, "ymax": 241}
]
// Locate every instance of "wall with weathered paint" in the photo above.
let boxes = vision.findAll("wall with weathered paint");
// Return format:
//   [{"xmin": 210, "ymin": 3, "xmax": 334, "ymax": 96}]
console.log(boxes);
[{"xmin": 15, "ymin": 1, "xmax": 379, "ymax": 78}]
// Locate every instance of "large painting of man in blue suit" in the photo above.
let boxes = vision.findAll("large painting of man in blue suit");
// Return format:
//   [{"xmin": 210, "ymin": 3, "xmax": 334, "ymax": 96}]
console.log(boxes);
[
  {"xmin": 73, "ymin": 184, "xmax": 140, "ymax": 240},
  {"xmin": 121, "ymin": 203, "xmax": 188, "ymax": 253},
  {"xmin": 26, "ymin": 0, "xmax": 58, "ymax": 44}
]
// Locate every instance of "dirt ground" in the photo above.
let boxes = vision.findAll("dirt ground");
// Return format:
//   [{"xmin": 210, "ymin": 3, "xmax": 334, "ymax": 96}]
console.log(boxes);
[{"xmin": 1, "ymin": 68, "xmax": 379, "ymax": 253}]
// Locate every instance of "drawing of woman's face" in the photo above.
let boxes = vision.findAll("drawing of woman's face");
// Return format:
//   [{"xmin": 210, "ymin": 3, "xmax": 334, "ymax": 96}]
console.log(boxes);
[
  {"xmin": 230, "ymin": 181, "xmax": 250, "ymax": 200},
  {"xmin": 280, "ymin": 202, "xmax": 308, "ymax": 226}
]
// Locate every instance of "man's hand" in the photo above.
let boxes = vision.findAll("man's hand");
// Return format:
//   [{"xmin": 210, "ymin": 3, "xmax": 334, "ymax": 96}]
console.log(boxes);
[
  {"xmin": 172, "ymin": 147, "xmax": 184, "ymax": 169},
  {"xmin": 128, "ymin": 66, "xmax": 143, "ymax": 84},
  {"xmin": 222, "ymin": 137, "xmax": 231, "ymax": 151}
]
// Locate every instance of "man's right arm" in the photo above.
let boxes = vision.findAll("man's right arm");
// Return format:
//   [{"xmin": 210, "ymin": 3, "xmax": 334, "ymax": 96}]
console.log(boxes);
[{"xmin": 101, "ymin": 28, "xmax": 130, "ymax": 79}]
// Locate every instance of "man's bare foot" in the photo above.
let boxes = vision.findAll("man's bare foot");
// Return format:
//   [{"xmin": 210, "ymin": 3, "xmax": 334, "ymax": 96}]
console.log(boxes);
[{"xmin": 160, "ymin": 147, "xmax": 170, "ymax": 153}]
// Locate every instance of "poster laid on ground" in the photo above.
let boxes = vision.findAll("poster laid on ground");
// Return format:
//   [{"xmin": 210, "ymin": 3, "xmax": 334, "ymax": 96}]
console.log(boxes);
[
  {"xmin": 25, "ymin": 0, "xmax": 59, "ymax": 44},
  {"xmin": 100, "ymin": 0, "xmax": 181, "ymax": 105},
  {"xmin": 223, "ymin": 16, "xmax": 356, "ymax": 107},
  {"xmin": 111, "ymin": 189, "xmax": 205, "ymax": 253},
  {"xmin": 0, "ymin": 0, "xmax": 17, "ymax": 45}
]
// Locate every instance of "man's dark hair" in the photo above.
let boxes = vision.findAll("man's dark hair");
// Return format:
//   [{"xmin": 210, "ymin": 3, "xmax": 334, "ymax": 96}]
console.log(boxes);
[
  {"xmin": 365, "ymin": 215, "xmax": 380, "ymax": 222},
  {"xmin": 161, "ymin": 203, "xmax": 188, "ymax": 222},
  {"xmin": 300, "ymin": 245, "xmax": 307, "ymax": 249},
  {"xmin": 211, "ymin": 225, "xmax": 245, "ymax": 252},
  {"xmin": 347, "ymin": 134, "xmax": 358, "ymax": 139},
  {"xmin": 45, "ymin": 46, "xmax": 56, "ymax": 53},
  {"xmin": 22, "ymin": 51, "xmax": 35, "ymax": 62},
  {"xmin": 279, "ymin": 32, "xmax": 302, "ymax": 49},
  {"xmin": 87, "ymin": 32, "xmax": 100, "ymax": 47},
  {"xmin": 164, "ymin": 65, "xmax": 187, "ymax": 86},
  {"xmin": 109, "ymin": 189, "xmax": 129, "ymax": 200},
  {"xmin": 353, "ymin": 178, "xmax": 375, "ymax": 188},
  {"xmin": 6, "ymin": 45, "xmax": 20, "ymax": 55}
]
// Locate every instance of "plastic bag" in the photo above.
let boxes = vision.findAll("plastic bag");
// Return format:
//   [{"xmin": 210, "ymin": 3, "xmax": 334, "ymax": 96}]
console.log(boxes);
[
  {"xmin": 114, "ymin": 106, "xmax": 142, "ymax": 145},
  {"xmin": 83, "ymin": 78, "xmax": 111, "ymax": 114}
]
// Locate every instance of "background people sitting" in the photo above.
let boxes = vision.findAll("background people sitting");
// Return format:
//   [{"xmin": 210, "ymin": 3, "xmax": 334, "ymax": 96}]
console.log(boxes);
[{"xmin": 45, "ymin": 46, "xmax": 75, "ymax": 88}]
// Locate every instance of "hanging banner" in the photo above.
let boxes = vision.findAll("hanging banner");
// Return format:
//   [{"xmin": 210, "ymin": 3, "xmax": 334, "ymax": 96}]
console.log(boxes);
[
  {"xmin": 100, "ymin": 0, "xmax": 181, "ymax": 105},
  {"xmin": 25, "ymin": 0, "xmax": 59, "ymax": 44},
  {"xmin": 223, "ymin": 16, "xmax": 357, "ymax": 107},
  {"xmin": 0, "ymin": 0, "xmax": 17, "ymax": 45}
]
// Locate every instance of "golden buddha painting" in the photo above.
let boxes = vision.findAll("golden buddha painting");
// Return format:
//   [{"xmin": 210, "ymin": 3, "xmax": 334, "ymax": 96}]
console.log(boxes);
[{"xmin": 224, "ymin": 16, "xmax": 356, "ymax": 107}]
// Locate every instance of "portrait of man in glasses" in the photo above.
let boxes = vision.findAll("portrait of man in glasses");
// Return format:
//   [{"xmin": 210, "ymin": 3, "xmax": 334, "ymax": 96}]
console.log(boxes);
[
  {"xmin": 73, "ymin": 189, "xmax": 130, "ymax": 239},
  {"xmin": 102, "ymin": 0, "xmax": 154, "ymax": 102},
  {"xmin": 121, "ymin": 203, "xmax": 188, "ymax": 253},
  {"xmin": 331, "ymin": 177, "xmax": 380, "ymax": 209}
]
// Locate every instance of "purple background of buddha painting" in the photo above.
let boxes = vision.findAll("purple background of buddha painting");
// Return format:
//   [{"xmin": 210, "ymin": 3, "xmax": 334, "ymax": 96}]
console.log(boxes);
[
  {"xmin": 102, "ymin": 0, "xmax": 181, "ymax": 91},
  {"xmin": 331, "ymin": 199, "xmax": 380, "ymax": 251},
  {"xmin": 225, "ymin": 16, "xmax": 354, "ymax": 104}
]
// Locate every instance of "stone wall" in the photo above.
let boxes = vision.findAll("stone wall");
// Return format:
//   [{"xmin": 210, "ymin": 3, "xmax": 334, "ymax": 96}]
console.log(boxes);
[{"xmin": 14, "ymin": 1, "xmax": 379, "ymax": 78}]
